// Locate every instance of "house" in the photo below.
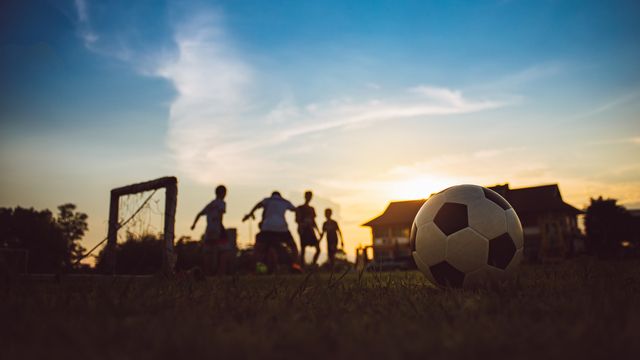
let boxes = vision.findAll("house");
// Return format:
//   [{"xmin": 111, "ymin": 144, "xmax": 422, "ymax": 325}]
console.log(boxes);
[
  {"xmin": 360, "ymin": 183, "xmax": 583, "ymax": 267},
  {"xmin": 360, "ymin": 199, "xmax": 426, "ymax": 269},
  {"xmin": 488, "ymin": 184, "xmax": 583, "ymax": 261}
]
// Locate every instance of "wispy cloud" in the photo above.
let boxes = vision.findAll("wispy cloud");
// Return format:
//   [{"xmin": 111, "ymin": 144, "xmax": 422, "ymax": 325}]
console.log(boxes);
[
  {"xmin": 467, "ymin": 62, "xmax": 565, "ymax": 94},
  {"xmin": 154, "ymin": 11, "xmax": 260, "ymax": 183},
  {"xmin": 72, "ymin": 5, "xmax": 509, "ymax": 185},
  {"xmin": 74, "ymin": 0, "xmax": 99, "ymax": 46},
  {"xmin": 569, "ymin": 91, "xmax": 640, "ymax": 121},
  {"xmin": 154, "ymin": 11, "xmax": 506, "ymax": 184}
]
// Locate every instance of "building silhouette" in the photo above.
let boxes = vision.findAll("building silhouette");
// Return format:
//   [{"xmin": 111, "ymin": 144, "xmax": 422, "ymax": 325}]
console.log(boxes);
[
  {"xmin": 359, "ymin": 183, "xmax": 583, "ymax": 268},
  {"xmin": 489, "ymin": 184, "xmax": 582, "ymax": 261}
]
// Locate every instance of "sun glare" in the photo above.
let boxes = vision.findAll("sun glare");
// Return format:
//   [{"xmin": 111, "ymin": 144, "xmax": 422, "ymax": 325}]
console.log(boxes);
[{"xmin": 387, "ymin": 175, "xmax": 458, "ymax": 201}]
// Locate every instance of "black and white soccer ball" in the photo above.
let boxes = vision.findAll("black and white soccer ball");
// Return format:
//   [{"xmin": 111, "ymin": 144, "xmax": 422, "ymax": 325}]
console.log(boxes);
[{"xmin": 411, "ymin": 184, "xmax": 523, "ymax": 288}]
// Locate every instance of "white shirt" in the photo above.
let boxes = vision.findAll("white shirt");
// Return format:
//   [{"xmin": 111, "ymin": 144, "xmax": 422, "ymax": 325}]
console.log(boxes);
[
  {"xmin": 259, "ymin": 195, "xmax": 295, "ymax": 232},
  {"xmin": 204, "ymin": 198, "xmax": 226, "ymax": 233}
]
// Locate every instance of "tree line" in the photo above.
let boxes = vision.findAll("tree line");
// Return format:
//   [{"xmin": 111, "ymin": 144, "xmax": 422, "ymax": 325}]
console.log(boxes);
[
  {"xmin": 585, "ymin": 196, "xmax": 638, "ymax": 259},
  {"xmin": 0, "ymin": 204, "xmax": 87, "ymax": 273},
  {"xmin": 1, "ymin": 197, "xmax": 638, "ymax": 274}
]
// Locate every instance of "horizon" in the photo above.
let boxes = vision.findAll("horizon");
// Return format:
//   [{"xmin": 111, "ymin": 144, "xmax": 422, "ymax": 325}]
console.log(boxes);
[{"xmin": 1, "ymin": 0, "xmax": 639, "ymax": 263}]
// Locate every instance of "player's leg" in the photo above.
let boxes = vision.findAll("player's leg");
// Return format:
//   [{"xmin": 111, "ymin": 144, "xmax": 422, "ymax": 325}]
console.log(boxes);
[
  {"xmin": 312, "ymin": 243, "xmax": 320, "ymax": 265},
  {"xmin": 283, "ymin": 232, "xmax": 299, "ymax": 260},
  {"xmin": 299, "ymin": 244, "xmax": 307, "ymax": 266},
  {"xmin": 280, "ymin": 232, "xmax": 302, "ymax": 273},
  {"xmin": 254, "ymin": 232, "xmax": 268, "ymax": 272},
  {"xmin": 266, "ymin": 240, "xmax": 278, "ymax": 273},
  {"xmin": 327, "ymin": 238, "xmax": 337, "ymax": 270},
  {"xmin": 328, "ymin": 249, "xmax": 336, "ymax": 270}
]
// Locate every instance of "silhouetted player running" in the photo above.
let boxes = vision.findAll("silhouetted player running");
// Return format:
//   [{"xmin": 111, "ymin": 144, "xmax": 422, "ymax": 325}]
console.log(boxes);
[
  {"xmin": 296, "ymin": 191, "xmax": 320, "ymax": 267},
  {"xmin": 243, "ymin": 191, "xmax": 301, "ymax": 273},
  {"xmin": 319, "ymin": 208, "xmax": 344, "ymax": 269},
  {"xmin": 191, "ymin": 185, "xmax": 229, "ymax": 275}
]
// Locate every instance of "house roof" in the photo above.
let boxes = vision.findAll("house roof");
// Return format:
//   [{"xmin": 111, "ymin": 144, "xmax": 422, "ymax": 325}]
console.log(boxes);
[
  {"xmin": 362, "ymin": 183, "xmax": 582, "ymax": 228},
  {"xmin": 489, "ymin": 184, "xmax": 583, "ymax": 215},
  {"xmin": 362, "ymin": 199, "xmax": 426, "ymax": 227}
]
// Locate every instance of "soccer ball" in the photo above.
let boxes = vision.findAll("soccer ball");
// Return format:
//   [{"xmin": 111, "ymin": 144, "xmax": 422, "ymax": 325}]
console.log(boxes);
[{"xmin": 411, "ymin": 184, "xmax": 523, "ymax": 288}]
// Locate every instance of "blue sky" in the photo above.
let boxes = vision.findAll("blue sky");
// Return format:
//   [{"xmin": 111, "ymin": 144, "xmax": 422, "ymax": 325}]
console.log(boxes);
[{"xmin": 1, "ymin": 0, "xmax": 639, "ymax": 260}]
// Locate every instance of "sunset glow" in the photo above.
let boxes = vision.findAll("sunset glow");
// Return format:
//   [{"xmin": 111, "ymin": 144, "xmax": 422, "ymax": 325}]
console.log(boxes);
[{"xmin": 1, "ymin": 0, "xmax": 639, "ymax": 263}]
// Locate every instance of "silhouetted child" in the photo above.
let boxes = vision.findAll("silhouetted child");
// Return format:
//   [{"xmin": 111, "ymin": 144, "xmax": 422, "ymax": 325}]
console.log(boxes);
[
  {"xmin": 296, "ymin": 191, "xmax": 320, "ymax": 267},
  {"xmin": 243, "ymin": 191, "xmax": 301, "ymax": 273},
  {"xmin": 191, "ymin": 185, "xmax": 230, "ymax": 276},
  {"xmin": 320, "ymin": 208, "xmax": 344, "ymax": 270}
]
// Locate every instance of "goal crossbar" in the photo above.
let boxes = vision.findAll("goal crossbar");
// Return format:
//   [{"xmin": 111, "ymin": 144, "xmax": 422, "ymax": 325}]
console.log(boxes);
[{"xmin": 105, "ymin": 176, "xmax": 178, "ymax": 274}]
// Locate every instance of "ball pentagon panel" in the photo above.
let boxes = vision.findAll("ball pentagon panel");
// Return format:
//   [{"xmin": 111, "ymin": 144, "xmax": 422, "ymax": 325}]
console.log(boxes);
[
  {"xmin": 487, "ymin": 233, "xmax": 517, "ymax": 270},
  {"xmin": 505, "ymin": 248, "xmax": 524, "ymax": 273},
  {"xmin": 433, "ymin": 202, "xmax": 468, "ymax": 236},
  {"xmin": 414, "ymin": 192, "xmax": 446, "ymax": 226},
  {"xmin": 429, "ymin": 261, "xmax": 465, "ymax": 288},
  {"xmin": 481, "ymin": 187, "xmax": 512, "ymax": 210},
  {"xmin": 505, "ymin": 209, "xmax": 524, "ymax": 250}
]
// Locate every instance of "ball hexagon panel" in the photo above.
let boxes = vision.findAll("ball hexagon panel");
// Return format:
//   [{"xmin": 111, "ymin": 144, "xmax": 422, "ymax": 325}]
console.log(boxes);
[
  {"xmin": 414, "ymin": 192, "xmax": 446, "ymax": 226},
  {"xmin": 463, "ymin": 265, "xmax": 508, "ymax": 289},
  {"xmin": 415, "ymin": 222, "xmax": 447, "ymax": 266},
  {"xmin": 433, "ymin": 202, "xmax": 468, "ymax": 236},
  {"xmin": 505, "ymin": 248, "xmax": 524, "ymax": 273},
  {"xmin": 505, "ymin": 209, "xmax": 524, "ymax": 250},
  {"xmin": 429, "ymin": 261, "xmax": 465, "ymax": 287},
  {"xmin": 412, "ymin": 251, "xmax": 438, "ymax": 286},
  {"xmin": 487, "ymin": 233, "xmax": 517, "ymax": 269},
  {"xmin": 442, "ymin": 184, "xmax": 485, "ymax": 204},
  {"xmin": 481, "ymin": 187, "xmax": 512, "ymax": 210},
  {"xmin": 445, "ymin": 227, "xmax": 489, "ymax": 273},
  {"xmin": 467, "ymin": 198, "xmax": 508, "ymax": 240}
]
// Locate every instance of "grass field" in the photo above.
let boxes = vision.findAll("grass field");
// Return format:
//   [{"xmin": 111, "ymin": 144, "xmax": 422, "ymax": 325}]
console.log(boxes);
[{"xmin": 2, "ymin": 258, "xmax": 640, "ymax": 359}]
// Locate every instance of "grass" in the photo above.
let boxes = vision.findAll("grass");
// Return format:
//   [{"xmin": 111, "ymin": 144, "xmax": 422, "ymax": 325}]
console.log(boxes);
[{"xmin": 2, "ymin": 258, "xmax": 640, "ymax": 359}]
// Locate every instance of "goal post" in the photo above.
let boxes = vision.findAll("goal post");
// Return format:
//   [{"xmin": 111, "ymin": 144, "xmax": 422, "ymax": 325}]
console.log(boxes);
[{"xmin": 104, "ymin": 176, "xmax": 178, "ymax": 274}]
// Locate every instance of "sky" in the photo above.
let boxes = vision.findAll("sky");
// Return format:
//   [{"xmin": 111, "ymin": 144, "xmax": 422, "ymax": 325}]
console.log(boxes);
[{"xmin": 1, "ymin": 0, "xmax": 639, "ymax": 263}]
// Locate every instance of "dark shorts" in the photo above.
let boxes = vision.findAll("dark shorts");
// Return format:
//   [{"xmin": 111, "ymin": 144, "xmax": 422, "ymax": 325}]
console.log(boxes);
[
  {"xmin": 299, "ymin": 227, "xmax": 318, "ymax": 246},
  {"xmin": 327, "ymin": 235, "xmax": 338, "ymax": 256},
  {"xmin": 204, "ymin": 225, "xmax": 231, "ymax": 251}
]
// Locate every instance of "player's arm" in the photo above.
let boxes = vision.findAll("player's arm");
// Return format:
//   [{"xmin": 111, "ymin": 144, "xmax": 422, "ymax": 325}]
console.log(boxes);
[
  {"xmin": 191, "ymin": 206, "xmax": 207, "ymax": 230},
  {"xmin": 243, "ymin": 201, "xmax": 263, "ymax": 222},
  {"xmin": 312, "ymin": 220, "xmax": 320, "ymax": 237},
  {"xmin": 318, "ymin": 222, "xmax": 326, "ymax": 241},
  {"xmin": 312, "ymin": 208, "xmax": 321, "ymax": 235},
  {"xmin": 337, "ymin": 223, "xmax": 345, "ymax": 248}
]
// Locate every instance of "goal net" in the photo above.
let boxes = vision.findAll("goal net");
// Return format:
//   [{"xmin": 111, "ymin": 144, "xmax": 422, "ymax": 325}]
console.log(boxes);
[{"xmin": 101, "ymin": 177, "xmax": 177, "ymax": 275}]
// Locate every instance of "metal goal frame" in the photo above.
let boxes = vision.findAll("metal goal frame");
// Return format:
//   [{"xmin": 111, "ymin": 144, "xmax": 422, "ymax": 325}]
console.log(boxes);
[{"xmin": 104, "ymin": 176, "xmax": 178, "ymax": 274}]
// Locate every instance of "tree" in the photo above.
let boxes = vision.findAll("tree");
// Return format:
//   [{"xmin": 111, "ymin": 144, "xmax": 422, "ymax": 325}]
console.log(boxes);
[
  {"xmin": 0, "ymin": 204, "xmax": 89, "ymax": 273},
  {"xmin": 56, "ymin": 203, "xmax": 88, "ymax": 266},
  {"xmin": 585, "ymin": 197, "xmax": 632, "ymax": 259},
  {"xmin": 0, "ymin": 207, "xmax": 66, "ymax": 273}
]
